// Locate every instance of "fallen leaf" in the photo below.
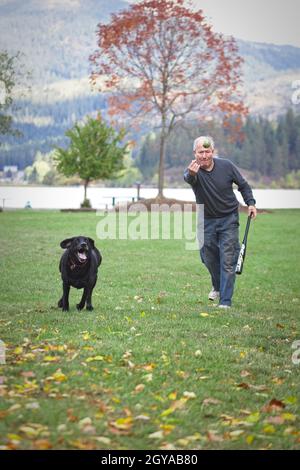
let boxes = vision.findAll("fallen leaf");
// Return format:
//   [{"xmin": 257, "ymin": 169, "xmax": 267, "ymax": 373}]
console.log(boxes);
[
  {"xmin": 262, "ymin": 398, "xmax": 285, "ymax": 413},
  {"xmin": 93, "ymin": 436, "xmax": 111, "ymax": 445},
  {"xmin": 228, "ymin": 430, "xmax": 244, "ymax": 438},
  {"xmin": 183, "ymin": 391, "xmax": 196, "ymax": 399},
  {"xmin": 13, "ymin": 347, "xmax": 23, "ymax": 355},
  {"xmin": 20, "ymin": 371, "xmax": 36, "ymax": 378},
  {"xmin": 263, "ymin": 425, "xmax": 276, "ymax": 434},
  {"xmin": 78, "ymin": 417, "xmax": 92, "ymax": 428},
  {"xmin": 43, "ymin": 356, "xmax": 59, "ymax": 362},
  {"xmin": 160, "ymin": 407, "xmax": 175, "ymax": 418},
  {"xmin": 33, "ymin": 439, "xmax": 52, "ymax": 450},
  {"xmin": 281, "ymin": 413, "xmax": 296, "ymax": 422},
  {"xmin": 237, "ymin": 382, "xmax": 250, "ymax": 389},
  {"xmin": 86, "ymin": 356, "xmax": 104, "ymax": 363},
  {"xmin": 283, "ymin": 396, "xmax": 298, "ymax": 405},
  {"xmin": 246, "ymin": 435, "xmax": 255, "ymax": 445},
  {"xmin": 264, "ymin": 416, "xmax": 284, "ymax": 425},
  {"xmin": 240, "ymin": 370, "xmax": 251, "ymax": 378},
  {"xmin": 149, "ymin": 430, "xmax": 164, "ymax": 439},
  {"xmin": 203, "ymin": 398, "xmax": 221, "ymax": 406},
  {"xmin": 52, "ymin": 370, "xmax": 68, "ymax": 383},
  {"xmin": 245, "ymin": 412, "xmax": 260, "ymax": 423},
  {"xmin": 207, "ymin": 431, "xmax": 224, "ymax": 442},
  {"xmin": 69, "ymin": 440, "xmax": 96, "ymax": 450}
]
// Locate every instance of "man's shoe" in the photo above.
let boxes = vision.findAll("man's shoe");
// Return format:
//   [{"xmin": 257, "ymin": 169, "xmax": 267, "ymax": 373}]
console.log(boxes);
[
  {"xmin": 208, "ymin": 288, "xmax": 220, "ymax": 301},
  {"xmin": 218, "ymin": 304, "xmax": 231, "ymax": 309}
]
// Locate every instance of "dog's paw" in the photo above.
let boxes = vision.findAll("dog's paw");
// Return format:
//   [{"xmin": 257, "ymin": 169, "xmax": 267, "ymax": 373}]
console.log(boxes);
[
  {"xmin": 86, "ymin": 305, "xmax": 94, "ymax": 311},
  {"xmin": 76, "ymin": 303, "xmax": 85, "ymax": 311},
  {"xmin": 58, "ymin": 299, "xmax": 63, "ymax": 308}
]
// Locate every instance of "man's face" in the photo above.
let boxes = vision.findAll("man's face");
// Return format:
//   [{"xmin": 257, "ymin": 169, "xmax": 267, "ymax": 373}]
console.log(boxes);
[{"xmin": 194, "ymin": 141, "xmax": 214, "ymax": 169}]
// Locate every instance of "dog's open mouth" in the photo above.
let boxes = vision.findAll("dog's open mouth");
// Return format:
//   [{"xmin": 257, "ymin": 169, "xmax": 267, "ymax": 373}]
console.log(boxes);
[{"xmin": 77, "ymin": 249, "xmax": 88, "ymax": 263}]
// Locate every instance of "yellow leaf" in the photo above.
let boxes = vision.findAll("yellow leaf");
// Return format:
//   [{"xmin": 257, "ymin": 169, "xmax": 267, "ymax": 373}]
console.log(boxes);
[
  {"xmin": 283, "ymin": 396, "xmax": 298, "ymax": 405},
  {"xmin": 200, "ymin": 312, "xmax": 209, "ymax": 317},
  {"xmin": 160, "ymin": 407, "xmax": 175, "ymax": 417},
  {"xmin": 86, "ymin": 356, "xmax": 104, "ymax": 363},
  {"xmin": 52, "ymin": 370, "xmax": 68, "ymax": 382},
  {"xmin": 240, "ymin": 352, "xmax": 247, "ymax": 358},
  {"xmin": 263, "ymin": 425, "xmax": 276, "ymax": 434},
  {"xmin": 168, "ymin": 392, "xmax": 177, "ymax": 400},
  {"xmin": 160, "ymin": 424, "xmax": 175, "ymax": 434},
  {"xmin": 13, "ymin": 347, "xmax": 23, "ymax": 355},
  {"xmin": 43, "ymin": 356, "xmax": 59, "ymax": 362},
  {"xmin": 7, "ymin": 434, "xmax": 22, "ymax": 441},
  {"xmin": 246, "ymin": 435, "xmax": 255, "ymax": 445},
  {"xmin": 83, "ymin": 333, "xmax": 90, "ymax": 341},
  {"xmin": 246, "ymin": 412, "xmax": 260, "ymax": 423},
  {"xmin": 112, "ymin": 397, "xmax": 121, "ymax": 404},
  {"xmin": 282, "ymin": 413, "xmax": 296, "ymax": 422},
  {"xmin": 112, "ymin": 417, "xmax": 133, "ymax": 430}
]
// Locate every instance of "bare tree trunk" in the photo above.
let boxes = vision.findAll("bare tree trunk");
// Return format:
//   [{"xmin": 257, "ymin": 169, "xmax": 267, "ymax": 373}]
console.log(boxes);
[
  {"xmin": 84, "ymin": 179, "xmax": 89, "ymax": 202},
  {"xmin": 158, "ymin": 114, "xmax": 167, "ymax": 199}
]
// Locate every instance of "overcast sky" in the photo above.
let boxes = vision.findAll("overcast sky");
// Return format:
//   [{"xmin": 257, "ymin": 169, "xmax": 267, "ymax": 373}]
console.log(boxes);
[
  {"xmin": 191, "ymin": 0, "xmax": 300, "ymax": 47},
  {"xmin": 128, "ymin": 0, "xmax": 300, "ymax": 48}
]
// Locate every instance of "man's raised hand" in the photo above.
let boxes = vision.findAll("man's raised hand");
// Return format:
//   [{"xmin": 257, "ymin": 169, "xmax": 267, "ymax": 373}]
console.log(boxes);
[{"xmin": 188, "ymin": 160, "xmax": 200, "ymax": 176}]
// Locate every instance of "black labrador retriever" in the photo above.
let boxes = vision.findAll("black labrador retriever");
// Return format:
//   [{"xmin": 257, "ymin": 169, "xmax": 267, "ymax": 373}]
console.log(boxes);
[{"xmin": 58, "ymin": 236, "xmax": 102, "ymax": 311}]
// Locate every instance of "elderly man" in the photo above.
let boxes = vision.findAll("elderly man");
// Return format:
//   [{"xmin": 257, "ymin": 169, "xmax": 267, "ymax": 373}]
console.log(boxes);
[{"xmin": 184, "ymin": 136, "xmax": 257, "ymax": 308}]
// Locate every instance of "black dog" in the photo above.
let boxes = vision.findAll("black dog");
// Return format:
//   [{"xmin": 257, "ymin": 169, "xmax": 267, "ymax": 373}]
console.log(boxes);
[{"xmin": 58, "ymin": 236, "xmax": 102, "ymax": 311}]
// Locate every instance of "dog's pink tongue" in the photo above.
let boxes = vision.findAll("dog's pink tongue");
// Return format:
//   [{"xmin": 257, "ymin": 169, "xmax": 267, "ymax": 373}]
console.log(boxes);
[{"xmin": 78, "ymin": 252, "xmax": 87, "ymax": 261}]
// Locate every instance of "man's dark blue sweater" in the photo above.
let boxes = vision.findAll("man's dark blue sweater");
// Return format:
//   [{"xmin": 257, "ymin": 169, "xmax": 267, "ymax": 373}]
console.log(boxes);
[{"xmin": 184, "ymin": 157, "xmax": 256, "ymax": 218}]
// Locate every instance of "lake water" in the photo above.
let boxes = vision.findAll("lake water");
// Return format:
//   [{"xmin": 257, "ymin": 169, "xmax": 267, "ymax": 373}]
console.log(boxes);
[{"xmin": 0, "ymin": 185, "xmax": 300, "ymax": 209}]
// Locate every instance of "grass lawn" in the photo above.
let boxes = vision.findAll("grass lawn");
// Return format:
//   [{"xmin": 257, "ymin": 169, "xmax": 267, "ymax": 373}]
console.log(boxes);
[{"xmin": 0, "ymin": 209, "xmax": 299, "ymax": 450}]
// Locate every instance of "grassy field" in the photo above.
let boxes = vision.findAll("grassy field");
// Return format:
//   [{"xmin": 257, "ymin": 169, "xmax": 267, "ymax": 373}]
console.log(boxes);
[{"xmin": 0, "ymin": 209, "xmax": 299, "ymax": 450}]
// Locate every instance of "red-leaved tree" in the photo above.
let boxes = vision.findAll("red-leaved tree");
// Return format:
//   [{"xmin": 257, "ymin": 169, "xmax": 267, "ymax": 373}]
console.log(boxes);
[{"xmin": 90, "ymin": 0, "xmax": 247, "ymax": 198}]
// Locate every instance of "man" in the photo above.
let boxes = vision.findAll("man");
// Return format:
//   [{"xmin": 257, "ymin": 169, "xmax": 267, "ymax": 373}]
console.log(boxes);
[{"xmin": 184, "ymin": 136, "xmax": 257, "ymax": 308}]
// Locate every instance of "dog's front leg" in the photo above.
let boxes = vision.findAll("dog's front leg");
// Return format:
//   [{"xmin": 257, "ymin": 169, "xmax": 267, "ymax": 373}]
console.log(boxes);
[
  {"xmin": 86, "ymin": 285, "xmax": 95, "ymax": 311},
  {"xmin": 76, "ymin": 288, "xmax": 88, "ymax": 311},
  {"xmin": 62, "ymin": 281, "xmax": 70, "ymax": 311}
]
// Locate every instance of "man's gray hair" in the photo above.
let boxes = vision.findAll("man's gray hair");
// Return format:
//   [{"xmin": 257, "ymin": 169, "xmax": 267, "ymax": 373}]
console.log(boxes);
[{"xmin": 193, "ymin": 136, "xmax": 215, "ymax": 151}]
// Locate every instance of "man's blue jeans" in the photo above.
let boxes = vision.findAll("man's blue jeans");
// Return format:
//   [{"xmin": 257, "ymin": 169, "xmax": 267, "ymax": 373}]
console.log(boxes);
[{"xmin": 200, "ymin": 211, "xmax": 240, "ymax": 306}]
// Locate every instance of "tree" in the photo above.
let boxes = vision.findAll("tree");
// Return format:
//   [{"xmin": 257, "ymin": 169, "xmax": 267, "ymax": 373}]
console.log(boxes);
[
  {"xmin": 54, "ymin": 115, "xmax": 127, "ymax": 206},
  {"xmin": 90, "ymin": 0, "xmax": 247, "ymax": 197},
  {"xmin": 0, "ymin": 51, "xmax": 20, "ymax": 141}
]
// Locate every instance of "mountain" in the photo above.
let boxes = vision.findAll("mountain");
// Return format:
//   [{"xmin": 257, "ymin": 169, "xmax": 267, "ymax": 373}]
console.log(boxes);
[
  {"xmin": 1, "ymin": 0, "xmax": 300, "ymax": 169},
  {"xmin": 0, "ymin": 0, "xmax": 127, "ymax": 83}
]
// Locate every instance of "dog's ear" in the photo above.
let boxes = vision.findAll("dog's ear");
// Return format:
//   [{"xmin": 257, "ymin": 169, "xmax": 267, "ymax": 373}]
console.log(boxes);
[
  {"xmin": 87, "ymin": 237, "xmax": 95, "ymax": 249},
  {"xmin": 60, "ymin": 238, "xmax": 74, "ymax": 249}
]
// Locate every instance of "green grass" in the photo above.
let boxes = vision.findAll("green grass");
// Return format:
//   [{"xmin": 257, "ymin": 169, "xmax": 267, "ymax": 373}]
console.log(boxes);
[{"xmin": 0, "ymin": 209, "xmax": 299, "ymax": 450}]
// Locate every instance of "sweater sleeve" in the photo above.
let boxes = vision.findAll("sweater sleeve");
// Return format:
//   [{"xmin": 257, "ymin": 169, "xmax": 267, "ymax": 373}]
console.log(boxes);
[
  {"xmin": 231, "ymin": 163, "xmax": 256, "ymax": 206},
  {"xmin": 183, "ymin": 168, "xmax": 197, "ymax": 186}
]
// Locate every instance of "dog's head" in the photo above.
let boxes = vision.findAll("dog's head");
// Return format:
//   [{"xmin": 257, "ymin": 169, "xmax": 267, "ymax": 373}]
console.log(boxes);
[{"xmin": 60, "ymin": 236, "xmax": 95, "ymax": 264}]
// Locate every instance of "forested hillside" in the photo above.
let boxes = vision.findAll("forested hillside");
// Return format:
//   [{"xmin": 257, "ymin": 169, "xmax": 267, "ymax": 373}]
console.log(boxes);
[{"xmin": 137, "ymin": 110, "xmax": 300, "ymax": 187}]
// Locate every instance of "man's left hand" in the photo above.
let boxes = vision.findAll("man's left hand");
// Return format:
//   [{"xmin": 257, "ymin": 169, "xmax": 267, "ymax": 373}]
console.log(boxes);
[{"xmin": 248, "ymin": 205, "xmax": 257, "ymax": 219}]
